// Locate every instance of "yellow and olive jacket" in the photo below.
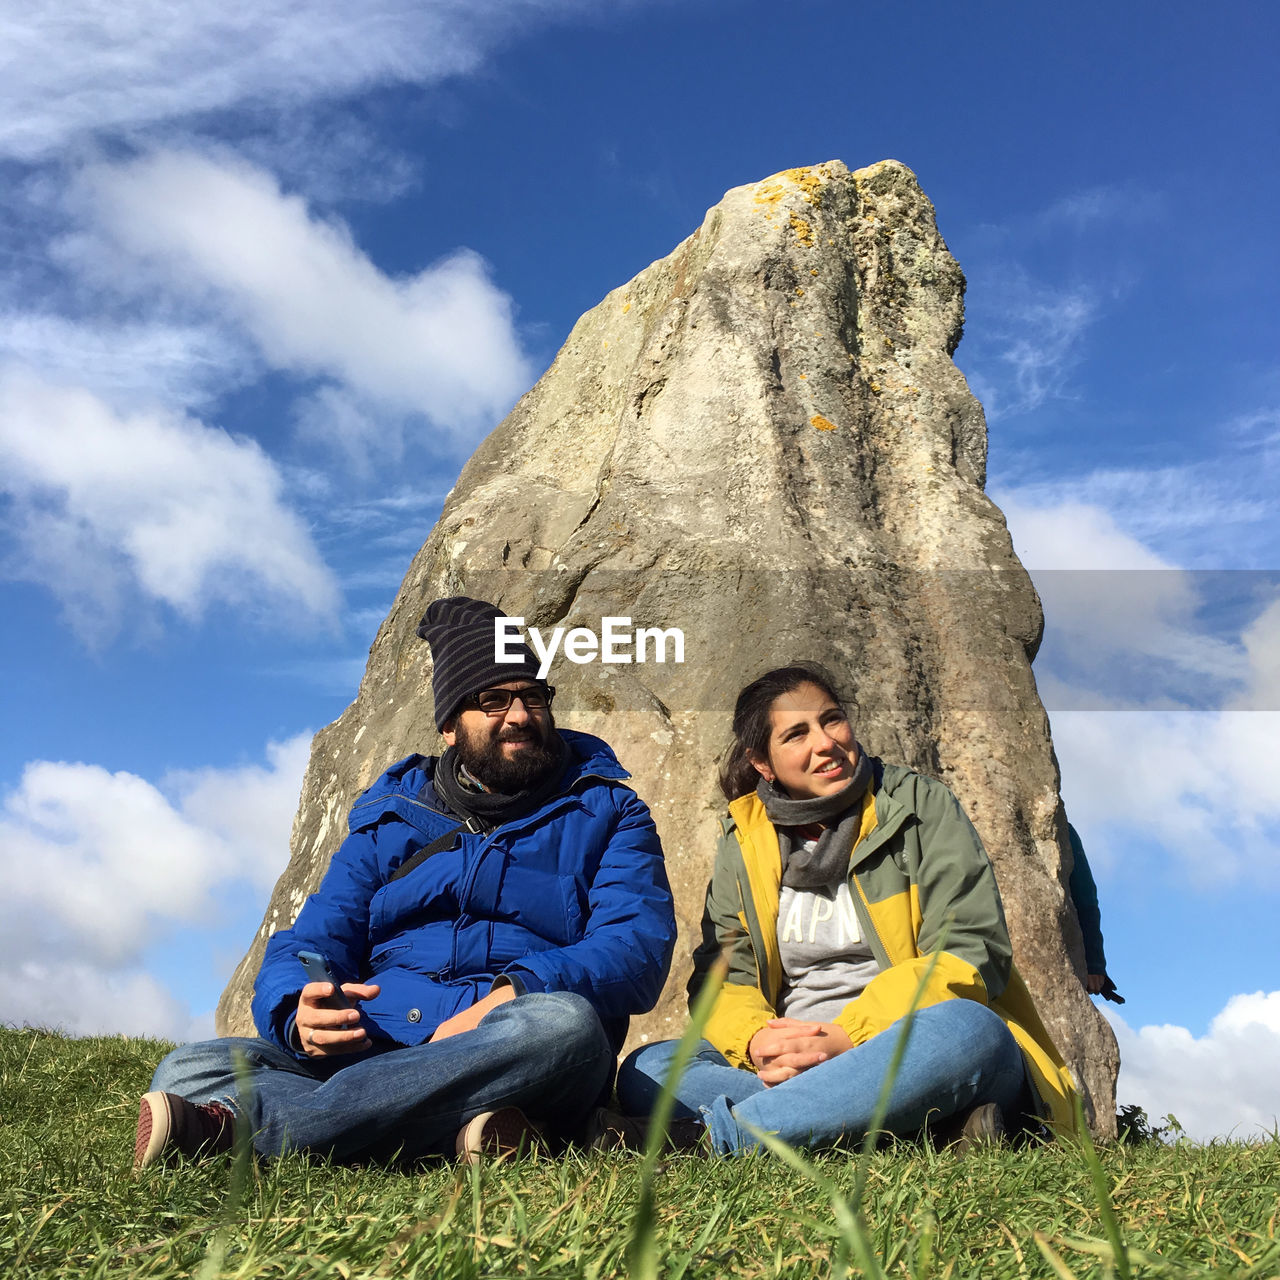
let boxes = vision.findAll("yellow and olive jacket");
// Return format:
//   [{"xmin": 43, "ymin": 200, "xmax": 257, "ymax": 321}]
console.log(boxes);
[{"xmin": 688, "ymin": 760, "xmax": 1080, "ymax": 1134}]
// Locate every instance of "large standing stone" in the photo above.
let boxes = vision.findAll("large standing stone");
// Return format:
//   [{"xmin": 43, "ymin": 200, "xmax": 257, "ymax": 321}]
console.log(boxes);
[{"xmin": 218, "ymin": 159, "xmax": 1119, "ymax": 1133}]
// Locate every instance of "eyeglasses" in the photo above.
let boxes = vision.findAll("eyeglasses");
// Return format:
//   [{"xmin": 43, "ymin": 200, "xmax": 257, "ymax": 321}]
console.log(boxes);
[{"xmin": 469, "ymin": 685, "xmax": 555, "ymax": 715}]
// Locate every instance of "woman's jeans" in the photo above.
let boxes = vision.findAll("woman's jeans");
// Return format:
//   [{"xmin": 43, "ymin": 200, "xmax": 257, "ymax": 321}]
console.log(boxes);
[
  {"xmin": 617, "ymin": 999, "xmax": 1028, "ymax": 1155},
  {"xmin": 150, "ymin": 991, "xmax": 612, "ymax": 1161}
]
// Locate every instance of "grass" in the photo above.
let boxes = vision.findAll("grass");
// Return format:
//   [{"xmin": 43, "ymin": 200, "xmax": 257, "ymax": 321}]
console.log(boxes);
[{"xmin": 2, "ymin": 1027, "xmax": 1278, "ymax": 1279}]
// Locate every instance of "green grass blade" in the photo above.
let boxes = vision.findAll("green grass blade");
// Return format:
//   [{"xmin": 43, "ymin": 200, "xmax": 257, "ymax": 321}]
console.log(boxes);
[
  {"xmin": 626, "ymin": 952, "xmax": 727, "ymax": 1280},
  {"xmin": 227, "ymin": 1046, "xmax": 255, "ymax": 1212},
  {"xmin": 743, "ymin": 1122, "xmax": 884, "ymax": 1280},
  {"xmin": 5, "ymin": 1024, "xmax": 1280, "ymax": 1278},
  {"xmin": 1034, "ymin": 1231, "xmax": 1082, "ymax": 1280},
  {"xmin": 192, "ymin": 1045, "xmax": 257, "ymax": 1279},
  {"xmin": 1072, "ymin": 1090, "xmax": 1132, "ymax": 1280},
  {"xmin": 851, "ymin": 933, "xmax": 948, "ymax": 1210}
]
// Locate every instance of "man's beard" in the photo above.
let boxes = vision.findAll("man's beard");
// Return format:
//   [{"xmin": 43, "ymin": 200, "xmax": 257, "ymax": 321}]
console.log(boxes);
[{"xmin": 454, "ymin": 717, "xmax": 561, "ymax": 793}]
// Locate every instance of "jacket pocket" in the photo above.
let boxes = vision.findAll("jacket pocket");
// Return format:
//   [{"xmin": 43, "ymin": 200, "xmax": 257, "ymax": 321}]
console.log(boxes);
[
  {"xmin": 369, "ymin": 942, "xmax": 410, "ymax": 970},
  {"xmin": 491, "ymin": 865, "xmax": 576, "ymax": 945},
  {"xmin": 560, "ymin": 874, "xmax": 585, "ymax": 938}
]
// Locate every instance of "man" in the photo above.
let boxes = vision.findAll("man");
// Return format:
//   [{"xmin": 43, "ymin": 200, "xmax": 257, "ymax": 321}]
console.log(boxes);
[
  {"xmin": 135, "ymin": 596, "xmax": 676, "ymax": 1168},
  {"xmin": 1067, "ymin": 822, "xmax": 1123, "ymax": 1003}
]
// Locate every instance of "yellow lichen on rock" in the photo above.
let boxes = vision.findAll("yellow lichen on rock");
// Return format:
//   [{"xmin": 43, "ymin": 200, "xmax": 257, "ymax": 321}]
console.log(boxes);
[
  {"xmin": 810, "ymin": 414, "xmax": 838, "ymax": 431},
  {"xmin": 752, "ymin": 178, "xmax": 787, "ymax": 209},
  {"xmin": 781, "ymin": 166, "xmax": 828, "ymax": 206},
  {"xmin": 790, "ymin": 212, "xmax": 815, "ymax": 247},
  {"xmin": 751, "ymin": 167, "xmax": 837, "ymax": 249},
  {"xmin": 753, "ymin": 164, "xmax": 831, "ymax": 227}
]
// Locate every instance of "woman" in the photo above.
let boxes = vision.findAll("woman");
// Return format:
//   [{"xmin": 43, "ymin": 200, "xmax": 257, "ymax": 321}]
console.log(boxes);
[{"xmin": 618, "ymin": 665, "xmax": 1078, "ymax": 1155}]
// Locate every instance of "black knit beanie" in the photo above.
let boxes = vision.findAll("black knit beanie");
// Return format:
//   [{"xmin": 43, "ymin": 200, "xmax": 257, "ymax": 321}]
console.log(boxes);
[{"xmin": 416, "ymin": 597, "xmax": 542, "ymax": 730}]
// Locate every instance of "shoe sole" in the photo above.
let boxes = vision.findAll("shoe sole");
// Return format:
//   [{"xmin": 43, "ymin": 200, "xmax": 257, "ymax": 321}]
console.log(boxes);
[
  {"xmin": 955, "ymin": 1102, "xmax": 1006, "ymax": 1154},
  {"xmin": 134, "ymin": 1091, "xmax": 176, "ymax": 1171},
  {"xmin": 586, "ymin": 1107, "xmax": 645, "ymax": 1152},
  {"xmin": 456, "ymin": 1107, "xmax": 540, "ymax": 1164}
]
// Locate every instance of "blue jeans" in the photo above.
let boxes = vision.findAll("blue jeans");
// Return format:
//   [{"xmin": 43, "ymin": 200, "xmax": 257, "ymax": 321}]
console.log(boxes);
[
  {"xmin": 617, "ymin": 1000, "xmax": 1028, "ymax": 1155},
  {"xmin": 151, "ymin": 991, "xmax": 612, "ymax": 1161}
]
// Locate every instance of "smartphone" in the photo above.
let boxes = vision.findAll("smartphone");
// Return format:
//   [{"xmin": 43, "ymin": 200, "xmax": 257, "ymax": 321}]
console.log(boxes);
[{"xmin": 297, "ymin": 950, "xmax": 355, "ymax": 1009}]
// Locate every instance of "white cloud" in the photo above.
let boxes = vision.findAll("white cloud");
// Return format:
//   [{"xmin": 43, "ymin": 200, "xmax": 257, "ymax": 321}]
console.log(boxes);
[
  {"xmin": 993, "ymin": 400, "xmax": 1280, "ymax": 594},
  {"xmin": 0, "ymin": 734, "xmax": 309, "ymax": 1038},
  {"xmin": 1052, "ymin": 708, "xmax": 1280, "ymax": 885},
  {"xmin": 235, "ymin": 113, "xmax": 422, "ymax": 209},
  {"xmin": 1230, "ymin": 407, "xmax": 1280, "ymax": 452},
  {"xmin": 959, "ymin": 182, "xmax": 1169, "ymax": 419},
  {"xmin": 0, "ymin": 0, "xmax": 611, "ymax": 161},
  {"xmin": 1000, "ymin": 463, "xmax": 1276, "ymax": 568},
  {"xmin": 998, "ymin": 490, "xmax": 1280, "ymax": 884},
  {"xmin": 0, "ymin": 311, "xmax": 251, "ymax": 410},
  {"xmin": 0, "ymin": 368, "xmax": 339, "ymax": 632},
  {"xmin": 999, "ymin": 494, "xmax": 1172, "ymax": 574},
  {"xmin": 75, "ymin": 149, "xmax": 534, "ymax": 453},
  {"xmin": 1, "ymin": 962, "xmax": 214, "ymax": 1042},
  {"xmin": 0, "ymin": 734, "xmax": 309, "ymax": 965},
  {"xmin": 1037, "ymin": 183, "xmax": 1164, "ymax": 233},
  {"xmin": 1238, "ymin": 599, "xmax": 1280, "ymax": 709},
  {"xmin": 1110, "ymin": 993, "xmax": 1280, "ymax": 1141},
  {"xmin": 165, "ymin": 736, "xmax": 314, "ymax": 892},
  {"xmin": 962, "ymin": 272, "xmax": 1096, "ymax": 419},
  {"xmin": 998, "ymin": 493, "xmax": 1254, "ymax": 706}
]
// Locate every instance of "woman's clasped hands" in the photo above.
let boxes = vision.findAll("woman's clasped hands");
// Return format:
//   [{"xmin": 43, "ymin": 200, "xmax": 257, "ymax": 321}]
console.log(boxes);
[{"xmin": 748, "ymin": 1017, "xmax": 854, "ymax": 1085}]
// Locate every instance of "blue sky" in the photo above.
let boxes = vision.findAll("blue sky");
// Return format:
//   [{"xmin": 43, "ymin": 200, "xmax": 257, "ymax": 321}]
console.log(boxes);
[{"xmin": 1, "ymin": 0, "xmax": 1276, "ymax": 1140}]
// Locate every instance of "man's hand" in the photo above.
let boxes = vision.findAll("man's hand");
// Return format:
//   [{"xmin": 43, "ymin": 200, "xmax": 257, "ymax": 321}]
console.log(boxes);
[
  {"xmin": 1086, "ymin": 973, "xmax": 1106, "ymax": 995},
  {"xmin": 749, "ymin": 1017, "xmax": 855, "ymax": 1085},
  {"xmin": 429, "ymin": 985, "xmax": 517, "ymax": 1043},
  {"xmin": 296, "ymin": 982, "xmax": 380, "ymax": 1058}
]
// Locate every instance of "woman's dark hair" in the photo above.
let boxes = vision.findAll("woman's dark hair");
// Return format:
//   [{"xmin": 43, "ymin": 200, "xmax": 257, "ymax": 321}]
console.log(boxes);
[{"xmin": 718, "ymin": 663, "xmax": 847, "ymax": 801}]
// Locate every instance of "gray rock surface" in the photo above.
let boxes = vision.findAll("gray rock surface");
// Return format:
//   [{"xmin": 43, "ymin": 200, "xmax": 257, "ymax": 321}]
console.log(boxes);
[{"xmin": 217, "ymin": 159, "xmax": 1119, "ymax": 1133}]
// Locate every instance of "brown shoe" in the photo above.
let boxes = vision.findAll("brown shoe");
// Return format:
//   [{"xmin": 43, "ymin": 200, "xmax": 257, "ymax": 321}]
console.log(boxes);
[
  {"xmin": 455, "ymin": 1107, "xmax": 543, "ymax": 1165},
  {"xmin": 935, "ymin": 1101, "xmax": 1006, "ymax": 1155},
  {"xmin": 134, "ymin": 1091, "xmax": 237, "ymax": 1171},
  {"xmin": 586, "ymin": 1107, "xmax": 707, "ymax": 1154}
]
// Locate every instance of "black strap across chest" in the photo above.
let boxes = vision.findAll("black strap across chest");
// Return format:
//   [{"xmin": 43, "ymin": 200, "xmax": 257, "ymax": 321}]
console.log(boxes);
[{"xmin": 387, "ymin": 815, "xmax": 488, "ymax": 883}]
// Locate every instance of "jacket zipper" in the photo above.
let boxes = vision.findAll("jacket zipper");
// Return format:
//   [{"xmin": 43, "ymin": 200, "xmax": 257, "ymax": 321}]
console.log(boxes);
[
  {"xmin": 848, "ymin": 872, "xmax": 894, "ymax": 970},
  {"xmin": 451, "ymin": 773, "xmax": 625, "ymax": 930},
  {"xmin": 735, "ymin": 875, "xmax": 770, "ymax": 996}
]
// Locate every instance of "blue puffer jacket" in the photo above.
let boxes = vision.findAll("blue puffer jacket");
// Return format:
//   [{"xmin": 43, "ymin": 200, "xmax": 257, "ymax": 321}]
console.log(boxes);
[{"xmin": 252, "ymin": 730, "xmax": 676, "ymax": 1057}]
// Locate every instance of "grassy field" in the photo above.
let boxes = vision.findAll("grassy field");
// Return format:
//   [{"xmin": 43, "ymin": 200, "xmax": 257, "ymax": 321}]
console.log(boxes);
[{"xmin": 2, "ymin": 1028, "xmax": 1277, "ymax": 1279}]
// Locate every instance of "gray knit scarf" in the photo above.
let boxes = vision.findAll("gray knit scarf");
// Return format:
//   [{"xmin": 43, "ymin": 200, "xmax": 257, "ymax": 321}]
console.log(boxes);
[{"xmin": 755, "ymin": 748, "xmax": 873, "ymax": 889}]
